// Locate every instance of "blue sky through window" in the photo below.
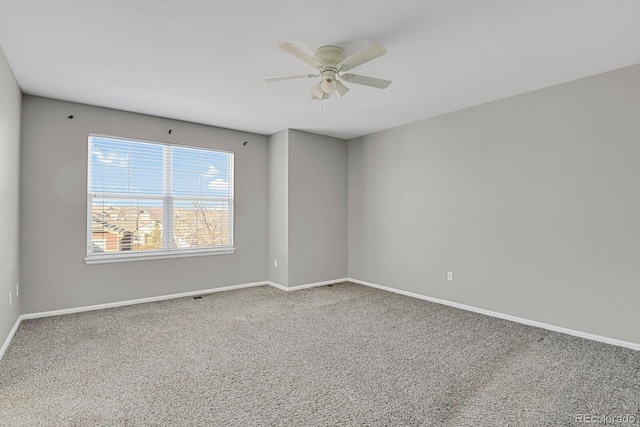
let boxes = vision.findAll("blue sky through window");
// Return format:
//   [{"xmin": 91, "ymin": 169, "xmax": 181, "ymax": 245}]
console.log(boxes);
[{"xmin": 89, "ymin": 136, "xmax": 232, "ymax": 204}]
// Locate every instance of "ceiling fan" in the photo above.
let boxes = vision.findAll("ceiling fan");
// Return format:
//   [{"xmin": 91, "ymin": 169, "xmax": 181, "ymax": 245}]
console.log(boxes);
[{"xmin": 265, "ymin": 41, "xmax": 391, "ymax": 100}]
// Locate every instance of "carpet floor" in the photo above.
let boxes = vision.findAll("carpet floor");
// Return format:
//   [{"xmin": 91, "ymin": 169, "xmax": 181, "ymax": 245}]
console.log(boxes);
[{"xmin": 0, "ymin": 282, "xmax": 638, "ymax": 426}]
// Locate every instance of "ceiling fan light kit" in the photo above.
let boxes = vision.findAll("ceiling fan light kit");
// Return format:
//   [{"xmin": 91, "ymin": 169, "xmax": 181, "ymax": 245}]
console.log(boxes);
[
  {"xmin": 320, "ymin": 70, "xmax": 337, "ymax": 93},
  {"xmin": 266, "ymin": 41, "xmax": 391, "ymax": 100}
]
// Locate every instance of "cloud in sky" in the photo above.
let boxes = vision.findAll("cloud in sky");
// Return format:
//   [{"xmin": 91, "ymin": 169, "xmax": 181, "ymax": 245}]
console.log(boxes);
[
  {"xmin": 204, "ymin": 165, "xmax": 220, "ymax": 177},
  {"xmin": 208, "ymin": 178, "xmax": 227, "ymax": 190},
  {"xmin": 94, "ymin": 149, "xmax": 129, "ymax": 167}
]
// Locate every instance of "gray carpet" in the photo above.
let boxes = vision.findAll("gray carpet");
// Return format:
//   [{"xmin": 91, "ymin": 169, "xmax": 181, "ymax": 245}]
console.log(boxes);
[{"xmin": 0, "ymin": 282, "xmax": 638, "ymax": 426}]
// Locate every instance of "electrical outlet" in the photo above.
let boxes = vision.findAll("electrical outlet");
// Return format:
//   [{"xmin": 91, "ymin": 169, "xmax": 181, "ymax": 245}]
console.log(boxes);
[
  {"xmin": 274, "ymin": 259, "xmax": 278, "ymax": 268},
  {"xmin": 9, "ymin": 291, "xmax": 12, "ymax": 306},
  {"xmin": 447, "ymin": 271, "xmax": 454, "ymax": 282}
]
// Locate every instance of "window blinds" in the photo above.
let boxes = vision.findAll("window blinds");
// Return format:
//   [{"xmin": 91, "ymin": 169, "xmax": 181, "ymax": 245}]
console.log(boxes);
[{"xmin": 87, "ymin": 135, "xmax": 234, "ymax": 260}]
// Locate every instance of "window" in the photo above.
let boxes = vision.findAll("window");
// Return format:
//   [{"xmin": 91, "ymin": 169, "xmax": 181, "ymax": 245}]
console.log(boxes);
[{"xmin": 86, "ymin": 134, "xmax": 234, "ymax": 264}]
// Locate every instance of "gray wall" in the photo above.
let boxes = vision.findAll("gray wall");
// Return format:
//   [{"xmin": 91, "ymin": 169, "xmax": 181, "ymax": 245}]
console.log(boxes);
[
  {"xmin": 267, "ymin": 129, "xmax": 348, "ymax": 287},
  {"xmin": 289, "ymin": 130, "xmax": 347, "ymax": 286},
  {"xmin": 348, "ymin": 64, "xmax": 640, "ymax": 345},
  {"xmin": 0, "ymin": 44, "xmax": 22, "ymax": 345},
  {"xmin": 267, "ymin": 129, "xmax": 289, "ymax": 286},
  {"xmin": 20, "ymin": 96, "xmax": 268, "ymax": 313}
]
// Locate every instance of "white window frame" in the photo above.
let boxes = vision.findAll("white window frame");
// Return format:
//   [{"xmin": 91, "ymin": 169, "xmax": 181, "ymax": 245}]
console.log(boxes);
[{"xmin": 85, "ymin": 134, "xmax": 235, "ymax": 264}]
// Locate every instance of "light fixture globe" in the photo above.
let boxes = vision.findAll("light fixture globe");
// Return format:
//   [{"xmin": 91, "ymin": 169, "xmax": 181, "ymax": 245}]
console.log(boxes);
[
  {"xmin": 311, "ymin": 82, "xmax": 325, "ymax": 99},
  {"xmin": 320, "ymin": 70, "xmax": 337, "ymax": 93},
  {"xmin": 335, "ymin": 81, "xmax": 349, "ymax": 99}
]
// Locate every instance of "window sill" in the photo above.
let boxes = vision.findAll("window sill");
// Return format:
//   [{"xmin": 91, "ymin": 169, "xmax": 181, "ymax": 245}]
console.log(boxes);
[{"xmin": 85, "ymin": 248, "xmax": 236, "ymax": 264}]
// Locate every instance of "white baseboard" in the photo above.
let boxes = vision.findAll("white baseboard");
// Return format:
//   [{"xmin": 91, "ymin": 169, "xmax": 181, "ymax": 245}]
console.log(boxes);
[
  {"xmin": 5, "ymin": 276, "xmax": 635, "ymax": 362},
  {"xmin": 268, "ymin": 278, "xmax": 348, "ymax": 292},
  {"xmin": 347, "ymin": 277, "xmax": 640, "ymax": 351},
  {"xmin": 21, "ymin": 281, "xmax": 268, "ymax": 320},
  {"xmin": 2, "ymin": 279, "xmax": 341, "ymax": 360},
  {"xmin": 20, "ymin": 278, "xmax": 348, "ymax": 321},
  {"xmin": 0, "ymin": 315, "xmax": 22, "ymax": 361}
]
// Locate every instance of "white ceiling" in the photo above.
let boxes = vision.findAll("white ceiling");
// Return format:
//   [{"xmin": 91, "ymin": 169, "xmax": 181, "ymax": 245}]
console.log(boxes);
[{"xmin": 0, "ymin": 1, "xmax": 639, "ymax": 139}]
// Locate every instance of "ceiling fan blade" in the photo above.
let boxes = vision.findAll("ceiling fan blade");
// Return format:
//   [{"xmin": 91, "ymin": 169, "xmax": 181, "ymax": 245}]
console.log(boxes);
[
  {"xmin": 337, "ymin": 42, "xmax": 386, "ymax": 71},
  {"xmin": 335, "ymin": 81, "xmax": 350, "ymax": 99},
  {"xmin": 264, "ymin": 74, "xmax": 316, "ymax": 82},
  {"xmin": 340, "ymin": 73, "xmax": 391, "ymax": 89},
  {"xmin": 311, "ymin": 82, "xmax": 324, "ymax": 99},
  {"xmin": 279, "ymin": 42, "xmax": 321, "ymax": 69}
]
